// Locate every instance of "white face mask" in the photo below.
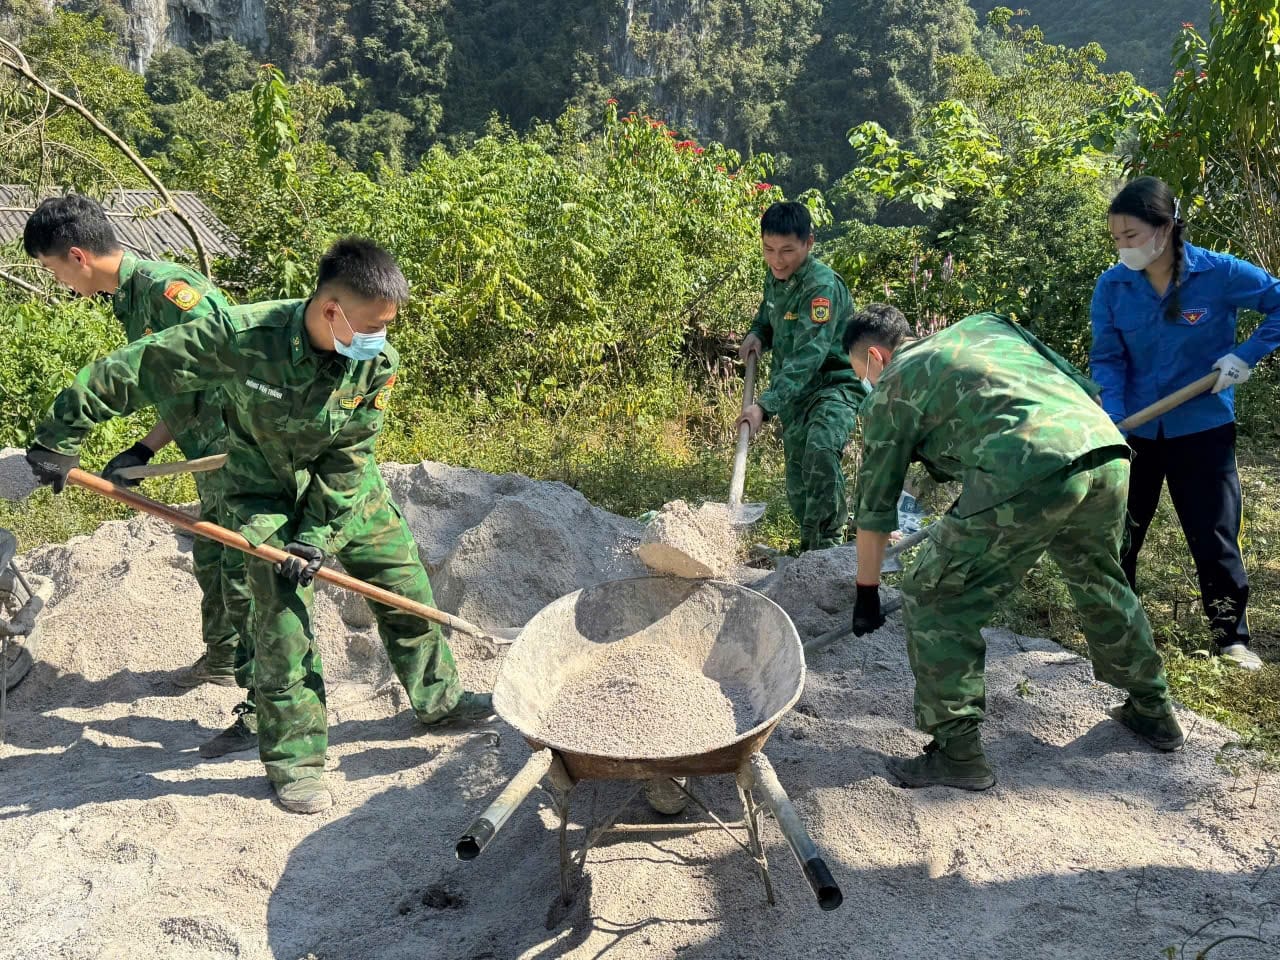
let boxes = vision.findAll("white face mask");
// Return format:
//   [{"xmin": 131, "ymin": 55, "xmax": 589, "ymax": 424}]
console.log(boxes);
[{"xmin": 1118, "ymin": 228, "xmax": 1167, "ymax": 272}]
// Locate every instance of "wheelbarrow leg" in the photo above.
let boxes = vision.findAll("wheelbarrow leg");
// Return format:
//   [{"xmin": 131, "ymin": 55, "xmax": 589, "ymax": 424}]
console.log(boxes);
[
  {"xmin": 545, "ymin": 753, "xmax": 577, "ymax": 905},
  {"xmin": 735, "ymin": 775, "xmax": 776, "ymax": 907}
]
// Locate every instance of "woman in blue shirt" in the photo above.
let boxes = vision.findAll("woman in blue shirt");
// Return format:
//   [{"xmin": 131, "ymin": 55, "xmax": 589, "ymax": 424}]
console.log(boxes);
[{"xmin": 1091, "ymin": 176, "xmax": 1280, "ymax": 672}]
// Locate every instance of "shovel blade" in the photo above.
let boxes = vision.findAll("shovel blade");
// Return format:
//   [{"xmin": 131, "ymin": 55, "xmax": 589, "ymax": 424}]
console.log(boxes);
[{"xmin": 702, "ymin": 501, "xmax": 767, "ymax": 527}]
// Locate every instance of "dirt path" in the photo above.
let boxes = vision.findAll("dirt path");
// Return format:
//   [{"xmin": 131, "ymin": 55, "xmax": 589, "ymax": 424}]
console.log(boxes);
[{"xmin": 0, "ymin": 462, "xmax": 1275, "ymax": 959}]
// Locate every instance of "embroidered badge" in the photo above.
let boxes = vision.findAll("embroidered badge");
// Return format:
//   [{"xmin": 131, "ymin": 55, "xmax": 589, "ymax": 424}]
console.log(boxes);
[
  {"xmin": 339, "ymin": 395, "xmax": 363, "ymax": 410},
  {"xmin": 245, "ymin": 377, "xmax": 285, "ymax": 400},
  {"xmin": 784, "ymin": 312, "xmax": 798, "ymax": 321},
  {"xmin": 810, "ymin": 296, "xmax": 831, "ymax": 324},
  {"xmin": 373, "ymin": 376, "xmax": 395, "ymax": 410},
  {"xmin": 1181, "ymin": 307, "xmax": 1208, "ymax": 325},
  {"xmin": 163, "ymin": 281, "xmax": 202, "ymax": 311}
]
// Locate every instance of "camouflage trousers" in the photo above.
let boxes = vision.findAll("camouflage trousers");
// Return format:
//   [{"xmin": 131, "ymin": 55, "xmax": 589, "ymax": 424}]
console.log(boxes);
[
  {"xmin": 900, "ymin": 454, "xmax": 1170, "ymax": 743},
  {"xmin": 235, "ymin": 490, "xmax": 462, "ymax": 785},
  {"xmin": 190, "ymin": 469, "xmax": 246, "ymax": 672},
  {"xmin": 781, "ymin": 384, "xmax": 862, "ymax": 551}
]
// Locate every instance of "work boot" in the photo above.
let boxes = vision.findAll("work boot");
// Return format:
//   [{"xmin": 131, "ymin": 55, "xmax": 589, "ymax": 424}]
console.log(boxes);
[
  {"xmin": 417, "ymin": 691, "xmax": 496, "ymax": 728},
  {"xmin": 199, "ymin": 709, "xmax": 258, "ymax": 758},
  {"xmin": 172, "ymin": 652, "xmax": 237, "ymax": 688},
  {"xmin": 1218, "ymin": 643, "xmax": 1263, "ymax": 671},
  {"xmin": 1108, "ymin": 698, "xmax": 1185, "ymax": 751},
  {"xmin": 886, "ymin": 731, "xmax": 996, "ymax": 791},
  {"xmin": 273, "ymin": 777, "xmax": 333, "ymax": 814}
]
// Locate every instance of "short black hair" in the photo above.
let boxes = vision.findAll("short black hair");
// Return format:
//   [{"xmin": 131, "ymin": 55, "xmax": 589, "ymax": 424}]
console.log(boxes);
[
  {"xmin": 760, "ymin": 201, "xmax": 812, "ymax": 241},
  {"xmin": 842, "ymin": 303, "xmax": 911, "ymax": 355},
  {"xmin": 23, "ymin": 195, "xmax": 121, "ymax": 258},
  {"xmin": 315, "ymin": 237, "xmax": 410, "ymax": 304}
]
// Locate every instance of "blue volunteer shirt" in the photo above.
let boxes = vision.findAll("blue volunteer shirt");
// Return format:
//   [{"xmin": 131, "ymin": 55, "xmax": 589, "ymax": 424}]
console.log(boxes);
[{"xmin": 1090, "ymin": 242, "xmax": 1280, "ymax": 439}]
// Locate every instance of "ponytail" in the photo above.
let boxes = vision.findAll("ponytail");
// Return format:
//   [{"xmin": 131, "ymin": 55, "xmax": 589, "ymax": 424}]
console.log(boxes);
[{"xmin": 1164, "ymin": 220, "xmax": 1185, "ymax": 322}]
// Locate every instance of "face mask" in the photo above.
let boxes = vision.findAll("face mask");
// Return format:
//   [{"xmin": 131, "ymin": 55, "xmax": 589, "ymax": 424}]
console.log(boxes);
[
  {"xmin": 1118, "ymin": 228, "xmax": 1167, "ymax": 272},
  {"xmin": 333, "ymin": 306, "xmax": 387, "ymax": 361}
]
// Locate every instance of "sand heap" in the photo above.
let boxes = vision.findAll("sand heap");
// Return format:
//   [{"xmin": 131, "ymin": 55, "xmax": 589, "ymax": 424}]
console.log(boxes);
[
  {"xmin": 636, "ymin": 499, "xmax": 740, "ymax": 579},
  {"xmin": 0, "ymin": 446, "xmax": 39, "ymax": 502},
  {"xmin": 0, "ymin": 459, "xmax": 1274, "ymax": 960}
]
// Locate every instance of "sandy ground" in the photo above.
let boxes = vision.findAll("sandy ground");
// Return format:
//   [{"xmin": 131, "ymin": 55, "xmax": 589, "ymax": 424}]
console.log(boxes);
[{"xmin": 1, "ymin": 460, "xmax": 1277, "ymax": 960}]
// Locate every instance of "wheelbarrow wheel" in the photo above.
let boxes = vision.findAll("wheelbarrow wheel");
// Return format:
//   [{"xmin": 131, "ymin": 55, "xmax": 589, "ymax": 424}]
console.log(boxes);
[{"xmin": 644, "ymin": 777, "xmax": 689, "ymax": 816}]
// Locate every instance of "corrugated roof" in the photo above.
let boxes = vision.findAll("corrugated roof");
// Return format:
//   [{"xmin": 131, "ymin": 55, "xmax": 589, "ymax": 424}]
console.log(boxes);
[{"xmin": 0, "ymin": 186, "xmax": 239, "ymax": 259}]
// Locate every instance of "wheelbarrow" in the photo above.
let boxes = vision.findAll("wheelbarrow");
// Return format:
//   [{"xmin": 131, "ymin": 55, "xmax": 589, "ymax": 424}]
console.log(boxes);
[{"xmin": 455, "ymin": 576, "xmax": 843, "ymax": 912}]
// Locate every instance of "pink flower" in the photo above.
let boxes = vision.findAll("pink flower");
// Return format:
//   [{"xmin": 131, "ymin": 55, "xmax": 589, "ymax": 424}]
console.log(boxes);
[
  {"xmin": 606, "ymin": 98, "xmax": 618, "ymax": 105},
  {"xmin": 755, "ymin": 182, "xmax": 772, "ymax": 191}
]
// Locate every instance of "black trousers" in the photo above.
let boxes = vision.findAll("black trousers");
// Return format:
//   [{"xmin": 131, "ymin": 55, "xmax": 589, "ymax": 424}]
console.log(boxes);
[{"xmin": 1123, "ymin": 422, "xmax": 1251, "ymax": 648}]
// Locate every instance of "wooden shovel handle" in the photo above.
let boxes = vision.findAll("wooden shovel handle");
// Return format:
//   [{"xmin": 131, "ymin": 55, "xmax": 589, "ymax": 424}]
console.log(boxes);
[
  {"xmin": 728, "ymin": 352, "xmax": 758, "ymax": 509},
  {"xmin": 1116, "ymin": 372, "xmax": 1219, "ymax": 432},
  {"xmin": 66, "ymin": 468, "xmax": 495, "ymax": 642}
]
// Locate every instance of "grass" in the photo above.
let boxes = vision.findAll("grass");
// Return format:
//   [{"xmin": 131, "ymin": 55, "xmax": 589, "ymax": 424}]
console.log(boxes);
[{"xmin": 4, "ymin": 398, "xmax": 1276, "ymax": 765}]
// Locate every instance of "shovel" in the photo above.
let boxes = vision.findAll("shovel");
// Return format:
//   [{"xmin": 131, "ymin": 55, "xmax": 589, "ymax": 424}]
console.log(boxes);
[
  {"xmin": 711, "ymin": 351, "xmax": 767, "ymax": 526},
  {"xmin": 65, "ymin": 468, "xmax": 517, "ymax": 651}
]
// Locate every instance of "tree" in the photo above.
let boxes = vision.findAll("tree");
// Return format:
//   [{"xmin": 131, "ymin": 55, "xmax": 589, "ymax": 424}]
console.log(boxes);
[{"xmin": 1130, "ymin": 1, "xmax": 1280, "ymax": 273}]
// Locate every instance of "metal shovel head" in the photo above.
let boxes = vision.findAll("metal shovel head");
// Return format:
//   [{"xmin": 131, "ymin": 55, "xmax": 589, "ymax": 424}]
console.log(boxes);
[{"xmin": 701, "ymin": 500, "xmax": 767, "ymax": 527}]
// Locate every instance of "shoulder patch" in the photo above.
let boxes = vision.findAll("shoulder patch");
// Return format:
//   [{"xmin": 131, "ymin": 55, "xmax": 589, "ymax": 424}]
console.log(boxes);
[
  {"xmin": 164, "ymin": 281, "xmax": 203, "ymax": 311},
  {"xmin": 339, "ymin": 395, "xmax": 364, "ymax": 410},
  {"xmin": 373, "ymin": 376, "xmax": 395, "ymax": 410},
  {"xmin": 810, "ymin": 296, "xmax": 831, "ymax": 324}
]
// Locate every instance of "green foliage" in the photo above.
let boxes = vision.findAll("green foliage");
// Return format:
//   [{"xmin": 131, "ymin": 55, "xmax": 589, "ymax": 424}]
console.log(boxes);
[
  {"xmin": 831, "ymin": 10, "xmax": 1137, "ymax": 362},
  {"xmin": 968, "ymin": 0, "xmax": 1212, "ymax": 85},
  {"xmin": 1129, "ymin": 1, "xmax": 1280, "ymax": 274}
]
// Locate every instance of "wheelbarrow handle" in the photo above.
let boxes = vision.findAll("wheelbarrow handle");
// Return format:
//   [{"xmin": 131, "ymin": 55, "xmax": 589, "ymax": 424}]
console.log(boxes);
[
  {"xmin": 744, "ymin": 752, "xmax": 843, "ymax": 911},
  {"xmin": 457, "ymin": 748, "xmax": 554, "ymax": 860}
]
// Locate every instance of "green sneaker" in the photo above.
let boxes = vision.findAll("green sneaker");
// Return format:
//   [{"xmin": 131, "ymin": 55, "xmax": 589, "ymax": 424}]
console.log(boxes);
[
  {"xmin": 273, "ymin": 777, "xmax": 333, "ymax": 814},
  {"xmin": 417, "ymin": 691, "xmax": 496, "ymax": 728},
  {"xmin": 198, "ymin": 711, "xmax": 258, "ymax": 759},
  {"xmin": 1108, "ymin": 699, "xmax": 1185, "ymax": 751},
  {"xmin": 173, "ymin": 652, "xmax": 237, "ymax": 689},
  {"xmin": 886, "ymin": 733, "xmax": 996, "ymax": 791}
]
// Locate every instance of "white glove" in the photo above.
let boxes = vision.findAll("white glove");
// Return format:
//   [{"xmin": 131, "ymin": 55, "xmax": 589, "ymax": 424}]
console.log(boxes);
[{"xmin": 1211, "ymin": 353, "xmax": 1251, "ymax": 394}]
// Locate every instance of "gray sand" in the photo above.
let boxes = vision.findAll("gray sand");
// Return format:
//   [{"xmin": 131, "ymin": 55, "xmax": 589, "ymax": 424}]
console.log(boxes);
[
  {"xmin": 537, "ymin": 642, "xmax": 754, "ymax": 756},
  {"xmin": 0, "ymin": 447, "xmax": 38, "ymax": 502},
  {"xmin": 0, "ymin": 460, "xmax": 1274, "ymax": 960},
  {"xmin": 637, "ymin": 499, "xmax": 739, "ymax": 578}
]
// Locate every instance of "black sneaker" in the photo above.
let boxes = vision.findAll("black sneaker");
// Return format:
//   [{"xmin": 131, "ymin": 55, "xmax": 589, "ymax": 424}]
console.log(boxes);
[
  {"xmin": 1108, "ymin": 699, "xmax": 1185, "ymax": 751},
  {"xmin": 173, "ymin": 653, "xmax": 237, "ymax": 689},
  {"xmin": 417, "ymin": 691, "xmax": 496, "ymax": 727},
  {"xmin": 886, "ymin": 737, "xmax": 997, "ymax": 791},
  {"xmin": 199, "ymin": 713, "xmax": 258, "ymax": 758}
]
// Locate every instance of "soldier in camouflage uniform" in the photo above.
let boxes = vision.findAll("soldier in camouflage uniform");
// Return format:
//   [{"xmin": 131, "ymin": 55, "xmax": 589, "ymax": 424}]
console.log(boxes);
[
  {"xmin": 22, "ymin": 195, "xmax": 246, "ymax": 687},
  {"xmin": 844, "ymin": 304, "xmax": 1182, "ymax": 791},
  {"xmin": 27, "ymin": 239, "xmax": 493, "ymax": 814},
  {"xmin": 737, "ymin": 202, "xmax": 866, "ymax": 551}
]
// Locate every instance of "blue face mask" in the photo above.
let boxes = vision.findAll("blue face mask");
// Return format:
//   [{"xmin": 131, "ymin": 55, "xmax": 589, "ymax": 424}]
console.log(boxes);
[{"xmin": 333, "ymin": 305, "xmax": 387, "ymax": 362}]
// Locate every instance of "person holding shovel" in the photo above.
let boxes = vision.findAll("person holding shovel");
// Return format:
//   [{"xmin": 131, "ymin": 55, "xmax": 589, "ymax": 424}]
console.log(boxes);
[
  {"xmin": 846, "ymin": 304, "xmax": 1181, "ymax": 791},
  {"xmin": 1092, "ymin": 176, "xmax": 1280, "ymax": 672},
  {"xmin": 737, "ymin": 201, "xmax": 866, "ymax": 551},
  {"xmin": 26, "ymin": 238, "xmax": 493, "ymax": 814},
  {"xmin": 22, "ymin": 195, "xmax": 247, "ymax": 689}
]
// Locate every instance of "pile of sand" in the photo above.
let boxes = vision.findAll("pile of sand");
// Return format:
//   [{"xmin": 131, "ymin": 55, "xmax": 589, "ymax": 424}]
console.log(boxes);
[
  {"xmin": 0, "ymin": 459, "xmax": 1275, "ymax": 960},
  {"xmin": 537, "ymin": 642, "xmax": 753, "ymax": 756},
  {"xmin": 0, "ymin": 446, "xmax": 38, "ymax": 502},
  {"xmin": 636, "ymin": 499, "xmax": 739, "ymax": 579}
]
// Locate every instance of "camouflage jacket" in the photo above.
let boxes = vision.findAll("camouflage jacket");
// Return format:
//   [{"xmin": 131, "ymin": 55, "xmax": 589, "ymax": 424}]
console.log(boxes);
[
  {"xmin": 112, "ymin": 253, "xmax": 232, "ymax": 458},
  {"xmin": 748, "ymin": 255, "xmax": 864, "ymax": 419},
  {"xmin": 37, "ymin": 299, "xmax": 397, "ymax": 553},
  {"xmin": 854, "ymin": 312, "xmax": 1126, "ymax": 532}
]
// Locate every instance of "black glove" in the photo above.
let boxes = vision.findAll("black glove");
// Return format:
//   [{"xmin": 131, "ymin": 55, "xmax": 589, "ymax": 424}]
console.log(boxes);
[
  {"xmin": 277, "ymin": 541, "xmax": 325, "ymax": 587},
  {"xmin": 851, "ymin": 583, "xmax": 885, "ymax": 636},
  {"xmin": 101, "ymin": 441, "xmax": 155, "ymax": 487},
  {"xmin": 25, "ymin": 444, "xmax": 79, "ymax": 494}
]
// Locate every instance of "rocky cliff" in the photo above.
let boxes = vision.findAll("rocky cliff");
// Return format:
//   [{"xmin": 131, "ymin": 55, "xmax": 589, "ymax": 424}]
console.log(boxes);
[{"xmin": 112, "ymin": 0, "xmax": 266, "ymax": 70}]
